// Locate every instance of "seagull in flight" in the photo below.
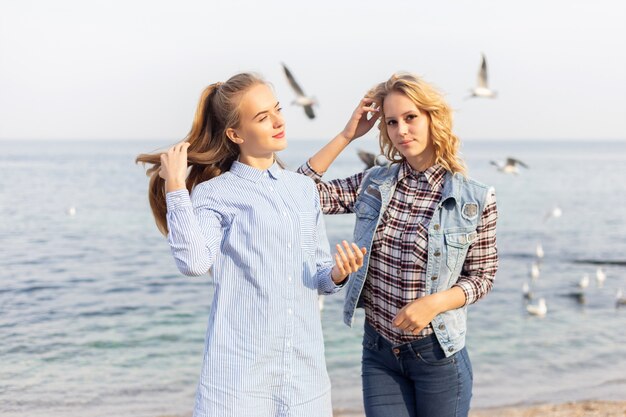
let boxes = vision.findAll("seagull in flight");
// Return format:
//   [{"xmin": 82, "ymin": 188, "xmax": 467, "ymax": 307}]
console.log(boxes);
[
  {"xmin": 544, "ymin": 206, "xmax": 563, "ymax": 221},
  {"xmin": 468, "ymin": 53, "xmax": 497, "ymax": 99},
  {"xmin": 357, "ymin": 149, "xmax": 389, "ymax": 169},
  {"xmin": 490, "ymin": 157, "xmax": 529, "ymax": 175},
  {"xmin": 281, "ymin": 63, "xmax": 316, "ymax": 119}
]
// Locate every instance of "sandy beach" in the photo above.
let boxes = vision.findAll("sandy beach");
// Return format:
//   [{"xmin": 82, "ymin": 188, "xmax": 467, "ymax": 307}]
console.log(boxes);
[{"xmin": 333, "ymin": 400, "xmax": 626, "ymax": 417}]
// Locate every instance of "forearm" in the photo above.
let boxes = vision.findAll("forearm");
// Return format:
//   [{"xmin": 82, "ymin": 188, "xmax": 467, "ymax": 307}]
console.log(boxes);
[
  {"xmin": 166, "ymin": 190, "xmax": 220, "ymax": 277},
  {"xmin": 307, "ymin": 133, "xmax": 352, "ymax": 174},
  {"xmin": 430, "ymin": 286, "xmax": 467, "ymax": 314}
]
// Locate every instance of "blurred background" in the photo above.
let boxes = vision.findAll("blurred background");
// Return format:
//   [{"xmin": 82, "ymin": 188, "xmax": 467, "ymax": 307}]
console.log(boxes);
[{"xmin": 1, "ymin": 1, "xmax": 625, "ymax": 416}]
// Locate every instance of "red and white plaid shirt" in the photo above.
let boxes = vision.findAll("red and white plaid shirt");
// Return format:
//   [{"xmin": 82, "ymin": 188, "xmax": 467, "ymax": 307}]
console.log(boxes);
[{"xmin": 298, "ymin": 161, "xmax": 498, "ymax": 344}]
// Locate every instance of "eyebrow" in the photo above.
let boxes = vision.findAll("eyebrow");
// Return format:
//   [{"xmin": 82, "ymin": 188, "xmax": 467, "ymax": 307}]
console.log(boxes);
[
  {"xmin": 385, "ymin": 110, "xmax": 419, "ymax": 119},
  {"xmin": 252, "ymin": 102, "xmax": 280, "ymax": 120}
]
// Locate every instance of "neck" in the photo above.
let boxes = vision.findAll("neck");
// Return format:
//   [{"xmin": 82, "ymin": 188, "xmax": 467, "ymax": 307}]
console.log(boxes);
[
  {"xmin": 238, "ymin": 152, "xmax": 275, "ymax": 170},
  {"xmin": 406, "ymin": 153, "xmax": 436, "ymax": 172}
]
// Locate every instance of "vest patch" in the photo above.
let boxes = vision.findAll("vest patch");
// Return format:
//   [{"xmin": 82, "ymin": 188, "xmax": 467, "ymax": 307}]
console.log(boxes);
[{"xmin": 462, "ymin": 202, "xmax": 479, "ymax": 220}]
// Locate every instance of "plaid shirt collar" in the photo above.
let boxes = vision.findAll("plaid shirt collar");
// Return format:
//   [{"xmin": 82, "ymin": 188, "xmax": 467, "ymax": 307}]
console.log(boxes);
[{"xmin": 397, "ymin": 160, "xmax": 447, "ymax": 190}]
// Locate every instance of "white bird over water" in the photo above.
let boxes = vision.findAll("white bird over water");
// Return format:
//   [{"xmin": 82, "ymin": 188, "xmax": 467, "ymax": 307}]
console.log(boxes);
[
  {"xmin": 578, "ymin": 274, "xmax": 590, "ymax": 289},
  {"xmin": 490, "ymin": 157, "xmax": 529, "ymax": 175},
  {"xmin": 281, "ymin": 62, "xmax": 316, "ymax": 119},
  {"xmin": 616, "ymin": 289, "xmax": 626, "ymax": 308},
  {"xmin": 596, "ymin": 267, "xmax": 606, "ymax": 287},
  {"xmin": 66, "ymin": 206, "xmax": 76, "ymax": 216},
  {"xmin": 468, "ymin": 53, "xmax": 497, "ymax": 99},
  {"xmin": 357, "ymin": 149, "xmax": 389, "ymax": 169},
  {"xmin": 535, "ymin": 243, "xmax": 544, "ymax": 259},
  {"xmin": 544, "ymin": 206, "xmax": 563, "ymax": 221},
  {"xmin": 530, "ymin": 262, "xmax": 540, "ymax": 280},
  {"xmin": 522, "ymin": 282, "xmax": 533, "ymax": 300},
  {"xmin": 526, "ymin": 298, "xmax": 547, "ymax": 317}
]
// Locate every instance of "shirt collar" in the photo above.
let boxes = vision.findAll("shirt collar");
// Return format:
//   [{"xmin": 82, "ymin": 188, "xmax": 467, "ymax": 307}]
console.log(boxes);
[
  {"xmin": 230, "ymin": 160, "xmax": 282, "ymax": 182},
  {"xmin": 398, "ymin": 160, "xmax": 447, "ymax": 189}
]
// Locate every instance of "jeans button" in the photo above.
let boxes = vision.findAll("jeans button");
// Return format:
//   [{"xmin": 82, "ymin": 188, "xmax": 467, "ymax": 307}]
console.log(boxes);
[
  {"xmin": 434, "ymin": 250, "xmax": 441, "ymax": 257},
  {"xmin": 438, "ymin": 324, "xmax": 446, "ymax": 330},
  {"xmin": 448, "ymin": 346, "xmax": 454, "ymax": 353}
]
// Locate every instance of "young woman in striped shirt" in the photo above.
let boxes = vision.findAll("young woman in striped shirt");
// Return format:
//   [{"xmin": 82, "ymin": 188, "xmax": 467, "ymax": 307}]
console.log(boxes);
[
  {"xmin": 136, "ymin": 73, "xmax": 366, "ymax": 417},
  {"xmin": 298, "ymin": 73, "xmax": 498, "ymax": 417}
]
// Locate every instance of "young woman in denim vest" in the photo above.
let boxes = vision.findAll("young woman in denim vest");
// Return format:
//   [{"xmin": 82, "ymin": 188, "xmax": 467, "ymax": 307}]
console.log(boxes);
[{"xmin": 297, "ymin": 73, "xmax": 498, "ymax": 417}]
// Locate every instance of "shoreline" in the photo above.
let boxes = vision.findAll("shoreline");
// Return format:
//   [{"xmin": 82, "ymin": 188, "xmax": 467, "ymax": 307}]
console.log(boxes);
[{"xmin": 333, "ymin": 400, "xmax": 626, "ymax": 417}]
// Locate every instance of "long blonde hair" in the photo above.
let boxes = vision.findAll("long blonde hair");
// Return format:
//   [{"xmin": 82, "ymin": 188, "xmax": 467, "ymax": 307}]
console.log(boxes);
[
  {"xmin": 136, "ymin": 73, "xmax": 266, "ymax": 235},
  {"xmin": 367, "ymin": 73, "xmax": 466, "ymax": 174}
]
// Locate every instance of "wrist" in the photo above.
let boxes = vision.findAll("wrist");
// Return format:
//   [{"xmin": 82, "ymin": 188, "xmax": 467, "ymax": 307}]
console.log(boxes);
[
  {"xmin": 331, "ymin": 268, "xmax": 348, "ymax": 284},
  {"xmin": 166, "ymin": 180, "xmax": 186, "ymax": 193}
]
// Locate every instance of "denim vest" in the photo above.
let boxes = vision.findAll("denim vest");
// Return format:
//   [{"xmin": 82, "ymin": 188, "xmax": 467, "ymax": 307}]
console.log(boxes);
[{"xmin": 345, "ymin": 164, "xmax": 491, "ymax": 357}]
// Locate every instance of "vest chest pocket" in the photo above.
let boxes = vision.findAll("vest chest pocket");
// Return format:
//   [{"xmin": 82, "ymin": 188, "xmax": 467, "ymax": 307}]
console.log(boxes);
[
  {"xmin": 444, "ymin": 231, "xmax": 477, "ymax": 273},
  {"xmin": 354, "ymin": 196, "xmax": 381, "ymax": 240}
]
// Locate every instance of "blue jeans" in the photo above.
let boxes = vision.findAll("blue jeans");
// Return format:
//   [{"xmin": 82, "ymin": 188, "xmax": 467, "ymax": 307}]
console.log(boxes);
[{"xmin": 361, "ymin": 321, "xmax": 473, "ymax": 417}]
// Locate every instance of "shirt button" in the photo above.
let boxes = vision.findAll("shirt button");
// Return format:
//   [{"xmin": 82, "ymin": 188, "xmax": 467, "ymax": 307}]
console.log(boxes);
[
  {"xmin": 438, "ymin": 324, "xmax": 446, "ymax": 330},
  {"xmin": 283, "ymin": 211, "xmax": 288, "ymax": 217},
  {"xmin": 268, "ymin": 186, "xmax": 274, "ymax": 191},
  {"xmin": 288, "ymin": 276, "xmax": 292, "ymax": 282},
  {"xmin": 396, "ymin": 269, "xmax": 401, "ymax": 275},
  {"xmin": 288, "ymin": 308, "xmax": 292, "ymax": 315},
  {"xmin": 286, "ymin": 341, "xmax": 291, "ymax": 347},
  {"xmin": 448, "ymin": 346, "xmax": 454, "ymax": 353},
  {"xmin": 287, "ymin": 243, "xmax": 292, "ymax": 248},
  {"xmin": 433, "ymin": 224, "xmax": 440, "ymax": 231},
  {"xmin": 431, "ymin": 275, "xmax": 438, "ymax": 280},
  {"xmin": 434, "ymin": 250, "xmax": 441, "ymax": 257}
]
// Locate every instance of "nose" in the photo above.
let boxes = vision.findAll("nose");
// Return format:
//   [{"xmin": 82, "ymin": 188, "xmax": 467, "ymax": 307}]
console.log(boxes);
[
  {"xmin": 398, "ymin": 121, "xmax": 408, "ymax": 136},
  {"xmin": 273, "ymin": 111, "xmax": 285, "ymax": 128}
]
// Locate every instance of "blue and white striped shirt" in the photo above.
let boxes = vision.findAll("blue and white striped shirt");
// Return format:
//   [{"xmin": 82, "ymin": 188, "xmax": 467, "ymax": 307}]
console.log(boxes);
[{"xmin": 165, "ymin": 161, "xmax": 342, "ymax": 417}]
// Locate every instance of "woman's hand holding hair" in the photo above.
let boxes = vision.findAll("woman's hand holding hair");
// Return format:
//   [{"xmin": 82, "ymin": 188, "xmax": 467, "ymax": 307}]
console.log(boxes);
[
  {"xmin": 331, "ymin": 241, "xmax": 367, "ymax": 284},
  {"xmin": 160, "ymin": 142, "xmax": 191, "ymax": 193},
  {"xmin": 339, "ymin": 97, "xmax": 380, "ymax": 143}
]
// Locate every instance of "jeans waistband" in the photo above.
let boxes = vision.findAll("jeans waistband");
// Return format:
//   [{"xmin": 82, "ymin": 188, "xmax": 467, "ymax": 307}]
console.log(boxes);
[{"xmin": 364, "ymin": 319, "xmax": 439, "ymax": 354}]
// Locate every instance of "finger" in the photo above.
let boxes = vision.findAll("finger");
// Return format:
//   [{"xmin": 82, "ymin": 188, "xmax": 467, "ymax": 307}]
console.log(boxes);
[
  {"xmin": 336, "ymin": 243, "xmax": 350, "ymax": 268},
  {"xmin": 342, "ymin": 241, "xmax": 359, "ymax": 271},
  {"xmin": 343, "ymin": 240, "xmax": 359, "ymax": 272},
  {"xmin": 351, "ymin": 243, "xmax": 364, "ymax": 266},
  {"xmin": 334, "ymin": 254, "xmax": 346, "ymax": 275}
]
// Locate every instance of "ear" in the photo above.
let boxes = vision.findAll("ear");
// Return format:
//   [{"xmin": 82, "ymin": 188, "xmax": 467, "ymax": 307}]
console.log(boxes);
[{"xmin": 226, "ymin": 128, "xmax": 244, "ymax": 144}]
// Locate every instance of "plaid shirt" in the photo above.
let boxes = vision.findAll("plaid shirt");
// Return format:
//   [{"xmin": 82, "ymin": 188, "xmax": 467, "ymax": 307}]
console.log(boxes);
[{"xmin": 298, "ymin": 161, "xmax": 498, "ymax": 344}]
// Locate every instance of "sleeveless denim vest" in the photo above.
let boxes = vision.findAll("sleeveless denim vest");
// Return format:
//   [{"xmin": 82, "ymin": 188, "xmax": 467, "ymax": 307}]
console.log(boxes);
[{"xmin": 345, "ymin": 164, "xmax": 491, "ymax": 357}]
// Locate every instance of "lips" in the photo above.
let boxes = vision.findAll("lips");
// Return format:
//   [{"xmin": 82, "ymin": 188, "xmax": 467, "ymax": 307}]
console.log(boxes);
[
  {"xmin": 273, "ymin": 131, "xmax": 285, "ymax": 139},
  {"xmin": 398, "ymin": 139, "xmax": 412, "ymax": 146}
]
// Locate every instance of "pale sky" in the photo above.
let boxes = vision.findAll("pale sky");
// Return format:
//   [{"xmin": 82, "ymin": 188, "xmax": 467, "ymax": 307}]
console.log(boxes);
[{"xmin": 1, "ymin": 0, "xmax": 625, "ymax": 141}]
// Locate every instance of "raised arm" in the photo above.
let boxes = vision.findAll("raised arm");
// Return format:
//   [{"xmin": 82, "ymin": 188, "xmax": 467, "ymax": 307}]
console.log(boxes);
[
  {"xmin": 308, "ymin": 97, "xmax": 379, "ymax": 174},
  {"xmin": 160, "ymin": 142, "xmax": 223, "ymax": 276},
  {"xmin": 297, "ymin": 98, "xmax": 379, "ymax": 214}
]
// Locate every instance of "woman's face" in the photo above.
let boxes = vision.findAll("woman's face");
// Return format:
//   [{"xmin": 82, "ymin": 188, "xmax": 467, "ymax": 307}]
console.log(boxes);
[
  {"xmin": 230, "ymin": 83, "xmax": 287, "ymax": 157},
  {"xmin": 383, "ymin": 91, "xmax": 435, "ymax": 170}
]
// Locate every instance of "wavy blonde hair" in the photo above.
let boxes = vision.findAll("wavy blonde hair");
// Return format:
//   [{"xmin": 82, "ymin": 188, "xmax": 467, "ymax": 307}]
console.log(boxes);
[
  {"xmin": 136, "ymin": 73, "xmax": 267, "ymax": 235},
  {"xmin": 367, "ymin": 73, "xmax": 466, "ymax": 175}
]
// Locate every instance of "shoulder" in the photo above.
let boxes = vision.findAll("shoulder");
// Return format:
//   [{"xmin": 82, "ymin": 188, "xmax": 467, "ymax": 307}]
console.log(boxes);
[
  {"xmin": 284, "ymin": 169, "xmax": 317, "ymax": 191},
  {"xmin": 190, "ymin": 173, "xmax": 236, "ymax": 205}
]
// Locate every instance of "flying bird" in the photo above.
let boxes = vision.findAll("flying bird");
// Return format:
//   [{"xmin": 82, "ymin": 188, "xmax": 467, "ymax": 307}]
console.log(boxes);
[
  {"xmin": 357, "ymin": 149, "xmax": 389, "ymax": 169},
  {"xmin": 468, "ymin": 53, "xmax": 497, "ymax": 99},
  {"xmin": 281, "ymin": 63, "xmax": 316, "ymax": 119},
  {"xmin": 490, "ymin": 157, "xmax": 529, "ymax": 174},
  {"xmin": 544, "ymin": 206, "xmax": 563, "ymax": 221}
]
